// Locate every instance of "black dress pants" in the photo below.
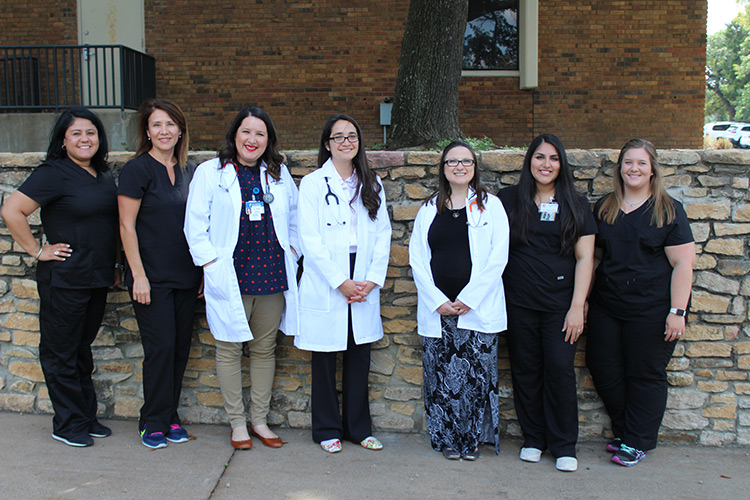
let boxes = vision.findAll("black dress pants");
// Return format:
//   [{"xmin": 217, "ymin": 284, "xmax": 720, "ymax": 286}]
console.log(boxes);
[
  {"xmin": 506, "ymin": 303, "xmax": 579, "ymax": 457},
  {"xmin": 38, "ymin": 283, "xmax": 108, "ymax": 439},
  {"xmin": 131, "ymin": 285, "xmax": 199, "ymax": 434},
  {"xmin": 585, "ymin": 305, "xmax": 677, "ymax": 451},
  {"xmin": 311, "ymin": 253, "xmax": 373, "ymax": 443}
]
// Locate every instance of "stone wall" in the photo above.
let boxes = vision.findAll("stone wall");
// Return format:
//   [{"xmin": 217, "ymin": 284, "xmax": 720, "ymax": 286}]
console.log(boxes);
[{"xmin": 0, "ymin": 148, "xmax": 748, "ymax": 446}]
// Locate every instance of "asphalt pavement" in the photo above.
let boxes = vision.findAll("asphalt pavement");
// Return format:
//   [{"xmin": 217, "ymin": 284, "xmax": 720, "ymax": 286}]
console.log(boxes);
[{"xmin": 1, "ymin": 411, "xmax": 748, "ymax": 500}]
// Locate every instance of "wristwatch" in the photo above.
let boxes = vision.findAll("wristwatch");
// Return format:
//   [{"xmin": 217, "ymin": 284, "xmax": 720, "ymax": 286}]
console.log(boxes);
[{"xmin": 669, "ymin": 307, "xmax": 686, "ymax": 317}]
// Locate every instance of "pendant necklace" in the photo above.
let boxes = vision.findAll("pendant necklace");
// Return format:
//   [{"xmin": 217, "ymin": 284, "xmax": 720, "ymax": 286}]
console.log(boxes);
[{"xmin": 624, "ymin": 195, "xmax": 649, "ymax": 208}]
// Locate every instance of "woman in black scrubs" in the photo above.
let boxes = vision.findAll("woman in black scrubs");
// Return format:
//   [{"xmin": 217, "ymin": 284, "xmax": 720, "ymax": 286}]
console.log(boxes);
[
  {"xmin": 498, "ymin": 134, "xmax": 596, "ymax": 472},
  {"xmin": 587, "ymin": 138, "xmax": 694, "ymax": 467},
  {"xmin": 118, "ymin": 98, "xmax": 201, "ymax": 449},
  {"xmin": 1, "ymin": 107, "xmax": 118, "ymax": 447}
]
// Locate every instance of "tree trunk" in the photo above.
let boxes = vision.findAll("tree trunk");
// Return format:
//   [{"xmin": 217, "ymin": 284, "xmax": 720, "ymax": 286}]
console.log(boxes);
[{"xmin": 388, "ymin": 0, "xmax": 468, "ymax": 149}]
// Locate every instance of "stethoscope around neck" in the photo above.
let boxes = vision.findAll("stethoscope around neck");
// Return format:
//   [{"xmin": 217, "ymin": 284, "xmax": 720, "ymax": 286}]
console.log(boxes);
[
  {"xmin": 218, "ymin": 160, "xmax": 274, "ymax": 203},
  {"xmin": 465, "ymin": 199, "xmax": 488, "ymax": 228},
  {"xmin": 324, "ymin": 176, "xmax": 346, "ymax": 226}
]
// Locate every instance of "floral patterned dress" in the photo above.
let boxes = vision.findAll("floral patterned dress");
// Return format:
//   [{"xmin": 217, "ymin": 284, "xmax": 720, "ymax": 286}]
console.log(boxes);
[{"xmin": 422, "ymin": 315, "xmax": 501, "ymax": 455}]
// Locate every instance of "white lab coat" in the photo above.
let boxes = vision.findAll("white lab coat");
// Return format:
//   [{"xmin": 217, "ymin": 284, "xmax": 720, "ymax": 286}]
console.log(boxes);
[
  {"xmin": 294, "ymin": 159, "xmax": 391, "ymax": 352},
  {"xmin": 409, "ymin": 190, "xmax": 509, "ymax": 338},
  {"xmin": 183, "ymin": 157, "xmax": 300, "ymax": 342}
]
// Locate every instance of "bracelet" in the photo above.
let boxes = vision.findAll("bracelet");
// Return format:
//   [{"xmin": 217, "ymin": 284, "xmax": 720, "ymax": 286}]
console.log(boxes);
[
  {"xmin": 114, "ymin": 263, "xmax": 124, "ymax": 270},
  {"xmin": 34, "ymin": 247, "xmax": 43, "ymax": 260}
]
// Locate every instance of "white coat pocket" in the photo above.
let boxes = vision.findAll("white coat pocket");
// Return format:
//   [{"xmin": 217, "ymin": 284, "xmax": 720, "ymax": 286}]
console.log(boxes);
[
  {"xmin": 299, "ymin": 273, "xmax": 331, "ymax": 312},
  {"xmin": 203, "ymin": 258, "xmax": 232, "ymax": 302}
]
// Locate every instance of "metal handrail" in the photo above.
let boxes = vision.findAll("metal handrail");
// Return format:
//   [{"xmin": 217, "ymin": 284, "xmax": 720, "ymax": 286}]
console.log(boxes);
[{"xmin": 0, "ymin": 45, "xmax": 155, "ymax": 112}]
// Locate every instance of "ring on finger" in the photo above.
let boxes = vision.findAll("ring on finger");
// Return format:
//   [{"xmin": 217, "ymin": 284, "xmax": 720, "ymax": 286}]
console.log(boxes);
[
  {"xmin": 53, "ymin": 251, "xmax": 59, "ymax": 256},
  {"xmin": 576, "ymin": 329, "xmax": 581, "ymax": 333}
]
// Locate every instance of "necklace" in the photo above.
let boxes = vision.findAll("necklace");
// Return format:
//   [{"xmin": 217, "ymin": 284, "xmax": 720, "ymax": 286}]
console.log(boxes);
[{"xmin": 624, "ymin": 195, "xmax": 649, "ymax": 208}]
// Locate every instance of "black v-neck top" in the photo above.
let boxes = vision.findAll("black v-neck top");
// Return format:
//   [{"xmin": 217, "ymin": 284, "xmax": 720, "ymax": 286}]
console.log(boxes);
[
  {"xmin": 117, "ymin": 154, "xmax": 201, "ymax": 289},
  {"xmin": 19, "ymin": 157, "xmax": 118, "ymax": 289},
  {"xmin": 590, "ymin": 197, "xmax": 693, "ymax": 320}
]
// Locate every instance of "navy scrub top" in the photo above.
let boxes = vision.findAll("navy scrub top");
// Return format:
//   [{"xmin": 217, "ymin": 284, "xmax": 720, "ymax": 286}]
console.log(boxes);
[
  {"xmin": 18, "ymin": 157, "xmax": 118, "ymax": 289},
  {"xmin": 117, "ymin": 154, "xmax": 201, "ymax": 289},
  {"xmin": 499, "ymin": 185, "xmax": 598, "ymax": 313},
  {"xmin": 589, "ymin": 197, "xmax": 694, "ymax": 321}
]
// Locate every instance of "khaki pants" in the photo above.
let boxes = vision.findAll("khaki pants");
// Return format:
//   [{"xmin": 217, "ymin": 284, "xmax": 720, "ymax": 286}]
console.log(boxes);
[{"xmin": 215, "ymin": 292, "xmax": 285, "ymax": 429}]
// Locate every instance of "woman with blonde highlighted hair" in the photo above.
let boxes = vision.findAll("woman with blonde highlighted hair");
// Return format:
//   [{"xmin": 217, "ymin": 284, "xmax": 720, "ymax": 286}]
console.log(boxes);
[{"xmin": 586, "ymin": 138, "xmax": 695, "ymax": 467}]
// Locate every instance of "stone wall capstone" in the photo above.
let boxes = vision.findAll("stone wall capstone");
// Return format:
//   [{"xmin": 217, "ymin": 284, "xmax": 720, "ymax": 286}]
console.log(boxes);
[{"xmin": 0, "ymin": 148, "xmax": 748, "ymax": 446}]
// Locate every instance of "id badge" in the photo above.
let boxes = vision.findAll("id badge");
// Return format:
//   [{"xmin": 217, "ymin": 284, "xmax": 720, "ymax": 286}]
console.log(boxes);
[
  {"xmin": 246, "ymin": 200, "xmax": 264, "ymax": 221},
  {"xmin": 539, "ymin": 202, "xmax": 558, "ymax": 222}
]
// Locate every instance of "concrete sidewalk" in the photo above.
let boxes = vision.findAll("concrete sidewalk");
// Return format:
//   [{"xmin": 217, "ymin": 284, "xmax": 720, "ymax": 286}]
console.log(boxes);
[{"xmin": 1, "ymin": 411, "xmax": 748, "ymax": 500}]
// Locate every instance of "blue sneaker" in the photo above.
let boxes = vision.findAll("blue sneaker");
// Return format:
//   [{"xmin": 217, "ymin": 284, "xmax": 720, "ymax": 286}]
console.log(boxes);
[
  {"xmin": 140, "ymin": 426, "xmax": 167, "ymax": 449},
  {"xmin": 611, "ymin": 443, "xmax": 646, "ymax": 467},
  {"xmin": 166, "ymin": 424, "xmax": 190, "ymax": 443}
]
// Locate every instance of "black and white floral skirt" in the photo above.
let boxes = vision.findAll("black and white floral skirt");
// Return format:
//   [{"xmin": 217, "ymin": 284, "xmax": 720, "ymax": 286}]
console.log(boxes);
[{"xmin": 422, "ymin": 315, "xmax": 500, "ymax": 455}]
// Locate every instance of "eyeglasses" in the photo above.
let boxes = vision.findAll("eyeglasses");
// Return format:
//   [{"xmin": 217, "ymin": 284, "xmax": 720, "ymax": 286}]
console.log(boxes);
[
  {"xmin": 444, "ymin": 159, "xmax": 475, "ymax": 167},
  {"xmin": 329, "ymin": 134, "xmax": 359, "ymax": 144}
]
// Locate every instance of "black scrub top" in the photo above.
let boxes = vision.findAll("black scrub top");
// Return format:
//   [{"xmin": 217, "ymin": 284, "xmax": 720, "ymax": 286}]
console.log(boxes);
[
  {"xmin": 589, "ymin": 197, "xmax": 694, "ymax": 321},
  {"xmin": 18, "ymin": 157, "xmax": 118, "ymax": 289},
  {"xmin": 428, "ymin": 207, "xmax": 472, "ymax": 302},
  {"xmin": 499, "ymin": 185, "xmax": 597, "ymax": 313},
  {"xmin": 117, "ymin": 154, "xmax": 201, "ymax": 289}
]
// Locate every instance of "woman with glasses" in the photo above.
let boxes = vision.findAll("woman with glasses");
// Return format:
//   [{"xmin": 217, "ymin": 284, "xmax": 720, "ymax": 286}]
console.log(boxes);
[
  {"xmin": 498, "ymin": 134, "xmax": 596, "ymax": 472},
  {"xmin": 184, "ymin": 106, "xmax": 300, "ymax": 450},
  {"xmin": 118, "ymin": 98, "xmax": 201, "ymax": 449},
  {"xmin": 409, "ymin": 140, "xmax": 509, "ymax": 461},
  {"xmin": 295, "ymin": 114, "xmax": 391, "ymax": 454}
]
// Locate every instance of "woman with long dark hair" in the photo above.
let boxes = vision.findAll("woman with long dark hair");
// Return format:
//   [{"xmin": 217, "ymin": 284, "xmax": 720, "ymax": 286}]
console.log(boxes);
[
  {"xmin": 118, "ymin": 98, "xmax": 201, "ymax": 449},
  {"xmin": 184, "ymin": 106, "xmax": 300, "ymax": 450},
  {"xmin": 587, "ymin": 139, "xmax": 694, "ymax": 467},
  {"xmin": 295, "ymin": 114, "xmax": 391, "ymax": 453},
  {"xmin": 1, "ymin": 107, "xmax": 118, "ymax": 447},
  {"xmin": 498, "ymin": 133, "xmax": 596, "ymax": 472},
  {"xmin": 410, "ymin": 140, "xmax": 509, "ymax": 460}
]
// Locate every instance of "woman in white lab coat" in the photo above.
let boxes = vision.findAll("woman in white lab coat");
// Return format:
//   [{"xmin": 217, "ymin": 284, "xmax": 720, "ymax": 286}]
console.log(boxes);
[
  {"xmin": 184, "ymin": 106, "xmax": 300, "ymax": 450},
  {"xmin": 295, "ymin": 114, "xmax": 391, "ymax": 453},
  {"xmin": 409, "ymin": 140, "xmax": 509, "ymax": 461}
]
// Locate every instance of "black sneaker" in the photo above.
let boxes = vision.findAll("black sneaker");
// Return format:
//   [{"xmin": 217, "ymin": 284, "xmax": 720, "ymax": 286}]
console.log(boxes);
[
  {"xmin": 606, "ymin": 438, "xmax": 622, "ymax": 453},
  {"xmin": 611, "ymin": 443, "xmax": 646, "ymax": 467},
  {"xmin": 89, "ymin": 421, "xmax": 112, "ymax": 438},
  {"xmin": 52, "ymin": 432, "xmax": 94, "ymax": 447}
]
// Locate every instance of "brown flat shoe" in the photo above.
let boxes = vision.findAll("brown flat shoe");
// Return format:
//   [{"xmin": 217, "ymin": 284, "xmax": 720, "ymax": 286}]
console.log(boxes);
[
  {"xmin": 250, "ymin": 427, "xmax": 285, "ymax": 448},
  {"xmin": 230, "ymin": 430, "xmax": 252, "ymax": 450}
]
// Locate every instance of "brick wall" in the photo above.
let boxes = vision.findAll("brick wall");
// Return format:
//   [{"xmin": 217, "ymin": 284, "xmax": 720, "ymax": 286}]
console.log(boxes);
[
  {"xmin": 1, "ymin": 1, "xmax": 706, "ymax": 150},
  {"xmin": 1, "ymin": 147, "xmax": 748, "ymax": 446}
]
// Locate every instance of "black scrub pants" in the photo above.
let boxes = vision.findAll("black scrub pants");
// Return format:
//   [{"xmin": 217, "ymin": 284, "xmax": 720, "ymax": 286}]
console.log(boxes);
[
  {"xmin": 585, "ymin": 305, "xmax": 677, "ymax": 452},
  {"xmin": 310, "ymin": 253, "xmax": 373, "ymax": 444},
  {"xmin": 506, "ymin": 304, "xmax": 579, "ymax": 458},
  {"xmin": 131, "ymin": 285, "xmax": 199, "ymax": 434},
  {"xmin": 38, "ymin": 283, "xmax": 108, "ymax": 440}
]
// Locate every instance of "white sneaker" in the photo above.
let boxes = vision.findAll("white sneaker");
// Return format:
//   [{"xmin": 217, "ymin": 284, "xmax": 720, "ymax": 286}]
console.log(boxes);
[
  {"xmin": 519, "ymin": 447, "xmax": 542, "ymax": 462},
  {"xmin": 556, "ymin": 456, "xmax": 578, "ymax": 472}
]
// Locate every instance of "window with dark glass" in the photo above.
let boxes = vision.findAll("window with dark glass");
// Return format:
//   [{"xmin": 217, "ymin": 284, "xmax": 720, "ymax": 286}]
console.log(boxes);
[{"xmin": 463, "ymin": 0, "xmax": 519, "ymax": 71}]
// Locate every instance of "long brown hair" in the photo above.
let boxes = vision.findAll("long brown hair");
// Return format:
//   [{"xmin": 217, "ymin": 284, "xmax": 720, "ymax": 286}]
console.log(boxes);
[
  {"xmin": 317, "ymin": 114, "xmax": 382, "ymax": 220},
  {"xmin": 597, "ymin": 138, "xmax": 675, "ymax": 227},
  {"xmin": 135, "ymin": 98, "xmax": 190, "ymax": 168}
]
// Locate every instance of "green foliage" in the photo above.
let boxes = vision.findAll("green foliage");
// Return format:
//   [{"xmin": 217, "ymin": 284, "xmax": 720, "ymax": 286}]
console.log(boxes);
[
  {"xmin": 706, "ymin": 7, "xmax": 750, "ymax": 121},
  {"xmin": 435, "ymin": 136, "xmax": 499, "ymax": 151}
]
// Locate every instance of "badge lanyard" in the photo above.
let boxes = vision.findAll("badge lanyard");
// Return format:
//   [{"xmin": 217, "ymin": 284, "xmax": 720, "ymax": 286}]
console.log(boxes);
[
  {"xmin": 539, "ymin": 196, "xmax": 559, "ymax": 222},
  {"xmin": 240, "ymin": 167, "xmax": 275, "ymax": 222}
]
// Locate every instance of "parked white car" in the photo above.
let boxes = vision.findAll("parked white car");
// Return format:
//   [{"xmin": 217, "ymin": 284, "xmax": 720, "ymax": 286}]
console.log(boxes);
[
  {"xmin": 704, "ymin": 122, "xmax": 742, "ymax": 143},
  {"xmin": 735, "ymin": 124, "xmax": 750, "ymax": 148}
]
